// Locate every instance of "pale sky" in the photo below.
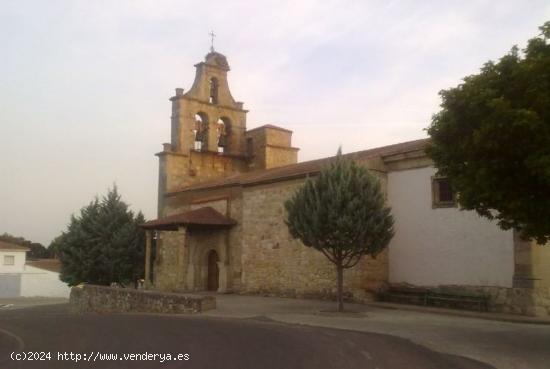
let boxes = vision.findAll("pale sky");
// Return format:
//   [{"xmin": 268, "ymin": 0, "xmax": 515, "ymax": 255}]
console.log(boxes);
[{"xmin": 1, "ymin": 0, "xmax": 549, "ymax": 245}]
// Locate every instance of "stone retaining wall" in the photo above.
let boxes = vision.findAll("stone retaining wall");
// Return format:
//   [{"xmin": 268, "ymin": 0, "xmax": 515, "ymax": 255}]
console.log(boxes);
[
  {"xmin": 387, "ymin": 283, "xmax": 550, "ymax": 317},
  {"xmin": 69, "ymin": 285, "xmax": 216, "ymax": 314},
  {"xmin": 443, "ymin": 285, "xmax": 550, "ymax": 317}
]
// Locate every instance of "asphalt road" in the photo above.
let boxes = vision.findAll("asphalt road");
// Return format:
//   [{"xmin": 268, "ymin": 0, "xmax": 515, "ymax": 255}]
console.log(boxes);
[{"xmin": 0, "ymin": 304, "xmax": 493, "ymax": 369}]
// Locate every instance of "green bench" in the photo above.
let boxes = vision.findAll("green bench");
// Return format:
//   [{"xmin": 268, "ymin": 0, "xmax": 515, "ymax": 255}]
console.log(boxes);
[
  {"xmin": 380, "ymin": 287, "xmax": 489, "ymax": 312},
  {"xmin": 380, "ymin": 287, "xmax": 428, "ymax": 306},
  {"xmin": 426, "ymin": 291, "xmax": 489, "ymax": 312}
]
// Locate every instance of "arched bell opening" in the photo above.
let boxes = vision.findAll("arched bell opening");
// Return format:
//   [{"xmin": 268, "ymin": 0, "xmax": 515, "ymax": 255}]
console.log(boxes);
[
  {"xmin": 194, "ymin": 112, "xmax": 209, "ymax": 151},
  {"xmin": 217, "ymin": 117, "xmax": 231, "ymax": 154}
]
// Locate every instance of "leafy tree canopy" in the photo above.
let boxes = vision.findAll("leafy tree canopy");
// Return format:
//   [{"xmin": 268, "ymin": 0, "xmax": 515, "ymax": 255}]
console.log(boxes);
[
  {"xmin": 285, "ymin": 150, "xmax": 394, "ymax": 311},
  {"xmin": 56, "ymin": 185, "xmax": 146, "ymax": 286},
  {"xmin": 427, "ymin": 22, "xmax": 550, "ymax": 244},
  {"xmin": 0, "ymin": 233, "xmax": 50, "ymax": 259}
]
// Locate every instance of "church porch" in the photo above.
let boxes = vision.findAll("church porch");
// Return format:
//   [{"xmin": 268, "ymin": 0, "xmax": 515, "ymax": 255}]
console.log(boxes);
[{"xmin": 141, "ymin": 207, "xmax": 236, "ymax": 293}]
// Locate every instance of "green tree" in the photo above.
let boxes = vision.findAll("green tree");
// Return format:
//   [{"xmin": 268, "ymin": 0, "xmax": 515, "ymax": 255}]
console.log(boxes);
[
  {"xmin": 0, "ymin": 233, "xmax": 29, "ymax": 247},
  {"xmin": 284, "ymin": 150, "xmax": 394, "ymax": 312},
  {"xmin": 56, "ymin": 186, "xmax": 146, "ymax": 286},
  {"xmin": 426, "ymin": 22, "xmax": 550, "ymax": 244},
  {"xmin": 47, "ymin": 234, "xmax": 65, "ymax": 259},
  {"xmin": 0, "ymin": 233, "xmax": 49, "ymax": 259},
  {"xmin": 28, "ymin": 243, "xmax": 49, "ymax": 259}
]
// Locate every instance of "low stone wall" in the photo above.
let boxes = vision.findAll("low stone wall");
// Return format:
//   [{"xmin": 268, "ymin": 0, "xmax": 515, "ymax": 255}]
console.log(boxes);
[
  {"xmin": 70, "ymin": 285, "xmax": 216, "ymax": 314},
  {"xmin": 386, "ymin": 283, "xmax": 550, "ymax": 317},
  {"xmin": 444, "ymin": 285, "xmax": 550, "ymax": 317}
]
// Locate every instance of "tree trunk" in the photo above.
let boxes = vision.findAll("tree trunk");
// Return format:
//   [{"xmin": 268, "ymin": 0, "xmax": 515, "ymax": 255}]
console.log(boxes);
[{"xmin": 336, "ymin": 263, "xmax": 344, "ymax": 312}]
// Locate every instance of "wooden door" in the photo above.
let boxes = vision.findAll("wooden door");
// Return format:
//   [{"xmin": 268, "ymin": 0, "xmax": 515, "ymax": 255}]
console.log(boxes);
[{"xmin": 207, "ymin": 250, "xmax": 219, "ymax": 291}]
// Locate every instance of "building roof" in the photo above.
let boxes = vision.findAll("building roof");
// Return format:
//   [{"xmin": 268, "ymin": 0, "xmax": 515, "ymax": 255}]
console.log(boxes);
[
  {"xmin": 0, "ymin": 240, "xmax": 30, "ymax": 251},
  {"xmin": 168, "ymin": 138, "xmax": 430, "ymax": 195},
  {"xmin": 26, "ymin": 259, "xmax": 62, "ymax": 273},
  {"xmin": 141, "ymin": 207, "xmax": 237, "ymax": 231},
  {"xmin": 247, "ymin": 124, "xmax": 293, "ymax": 134}
]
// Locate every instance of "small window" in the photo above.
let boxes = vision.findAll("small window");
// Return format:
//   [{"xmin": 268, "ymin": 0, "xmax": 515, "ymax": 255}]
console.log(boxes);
[
  {"xmin": 3, "ymin": 255, "xmax": 15, "ymax": 265},
  {"xmin": 209, "ymin": 77, "xmax": 219, "ymax": 104},
  {"xmin": 432, "ymin": 177, "xmax": 456, "ymax": 208}
]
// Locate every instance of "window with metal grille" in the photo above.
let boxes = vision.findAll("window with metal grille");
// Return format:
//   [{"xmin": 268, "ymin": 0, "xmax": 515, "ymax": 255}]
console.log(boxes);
[
  {"xmin": 432, "ymin": 177, "xmax": 456, "ymax": 208},
  {"xmin": 3, "ymin": 255, "xmax": 15, "ymax": 265}
]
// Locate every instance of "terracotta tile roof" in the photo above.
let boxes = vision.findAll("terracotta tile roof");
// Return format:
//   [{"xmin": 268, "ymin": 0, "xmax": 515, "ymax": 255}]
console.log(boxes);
[
  {"xmin": 26, "ymin": 259, "xmax": 62, "ymax": 273},
  {"xmin": 141, "ymin": 207, "xmax": 237, "ymax": 230},
  {"xmin": 168, "ymin": 138, "xmax": 430, "ymax": 195},
  {"xmin": 0, "ymin": 240, "xmax": 30, "ymax": 251}
]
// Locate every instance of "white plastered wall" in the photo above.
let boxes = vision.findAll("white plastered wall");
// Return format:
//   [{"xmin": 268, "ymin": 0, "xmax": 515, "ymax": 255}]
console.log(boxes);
[
  {"xmin": 0, "ymin": 250, "xmax": 26, "ymax": 273},
  {"xmin": 20, "ymin": 266, "xmax": 71, "ymax": 298},
  {"xmin": 387, "ymin": 166, "xmax": 514, "ymax": 288}
]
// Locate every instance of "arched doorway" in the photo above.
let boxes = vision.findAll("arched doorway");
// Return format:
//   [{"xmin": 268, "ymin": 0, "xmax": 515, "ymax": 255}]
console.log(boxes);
[{"xmin": 207, "ymin": 250, "xmax": 219, "ymax": 291}]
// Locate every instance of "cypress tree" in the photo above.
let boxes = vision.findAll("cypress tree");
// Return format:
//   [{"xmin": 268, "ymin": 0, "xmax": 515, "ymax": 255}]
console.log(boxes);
[{"xmin": 57, "ymin": 186, "xmax": 145, "ymax": 286}]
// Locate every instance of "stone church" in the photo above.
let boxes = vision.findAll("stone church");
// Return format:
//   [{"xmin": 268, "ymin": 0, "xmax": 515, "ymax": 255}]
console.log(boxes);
[{"xmin": 142, "ymin": 51, "xmax": 550, "ymax": 316}]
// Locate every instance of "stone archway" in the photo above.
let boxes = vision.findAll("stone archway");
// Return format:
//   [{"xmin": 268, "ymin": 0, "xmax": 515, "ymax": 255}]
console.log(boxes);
[{"xmin": 207, "ymin": 249, "xmax": 220, "ymax": 291}]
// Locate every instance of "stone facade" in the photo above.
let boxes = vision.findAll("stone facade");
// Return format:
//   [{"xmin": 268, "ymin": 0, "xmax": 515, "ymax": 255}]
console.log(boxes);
[
  {"xmin": 150, "ymin": 175, "xmax": 388, "ymax": 301},
  {"xmin": 245, "ymin": 125, "xmax": 299, "ymax": 170},
  {"xmin": 240, "ymin": 179, "xmax": 387, "ymax": 301},
  {"xmin": 144, "ymin": 50, "xmax": 550, "ymax": 317}
]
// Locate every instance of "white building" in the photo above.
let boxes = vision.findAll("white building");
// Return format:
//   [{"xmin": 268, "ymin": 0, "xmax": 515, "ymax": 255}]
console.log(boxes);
[
  {"xmin": 381, "ymin": 146, "xmax": 550, "ymax": 316},
  {"xmin": 388, "ymin": 166, "xmax": 514, "ymax": 288},
  {"xmin": 0, "ymin": 240, "xmax": 70, "ymax": 298}
]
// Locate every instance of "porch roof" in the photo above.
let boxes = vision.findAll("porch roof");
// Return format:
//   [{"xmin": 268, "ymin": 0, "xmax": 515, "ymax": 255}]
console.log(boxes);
[{"xmin": 140, "ymin": 206, "xmax": 236, "ymax": 231}]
